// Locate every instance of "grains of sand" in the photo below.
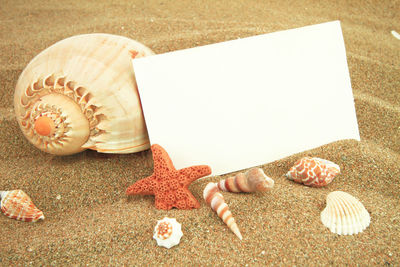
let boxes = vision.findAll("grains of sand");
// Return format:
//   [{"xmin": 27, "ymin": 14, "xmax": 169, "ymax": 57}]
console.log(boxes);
[{"xmin": 0, "ymin": 0, "xmax": 399, "ymax": 265}]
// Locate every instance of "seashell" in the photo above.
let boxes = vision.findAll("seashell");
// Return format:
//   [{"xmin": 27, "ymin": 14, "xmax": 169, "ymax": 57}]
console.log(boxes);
[
  {"xmin": 217, "ymin": 167, "xmax": 274, "ymax": 193},
  {"xmin": 0, "ymin": 190, "xmax": 44, "ymax": 222},
  {"xmin": 203, "ymin": 182, "xmax": 242, "ymax": 240},
  {"xmin": 321, "ymin": 191, "xmax": 370, "ymax": 235},
  {"xmin": 285, "ymin": 157, "xmax": 340, "ymax": 187},
  {"xmin": 14, "ymin": 33, "xmax": 155, "ymax": 155},
  {"xmin": 153, "ymin": 217, "xmax": 183, "ymax": 248},
  {"xmin": 391, "ymin": 30, "xmax": 400, "ymax": 40}
]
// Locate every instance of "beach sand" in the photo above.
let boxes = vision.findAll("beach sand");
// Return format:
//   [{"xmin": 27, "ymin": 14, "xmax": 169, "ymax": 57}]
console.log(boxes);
[{"xmin": 0, "ymin": 0, "xmax": 399, "ymax": 265}]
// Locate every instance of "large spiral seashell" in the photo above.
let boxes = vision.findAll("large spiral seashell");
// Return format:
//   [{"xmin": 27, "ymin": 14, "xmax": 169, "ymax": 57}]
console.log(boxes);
[
  {"xmin": 203, "ymin": 182, "xmax": 242, "ymax": 240},
  {"xmin": 14, "ymin": 34, "xmax": 155, "ymax": 155},
  {"xmin": 217, "ymin": 167, "xmax": 274, "ymax": 193},
  {"xmin": 321, "ymin": 191, "xmax": 370, "ymax": 235},
  {"xmin": 0, "ymin": 190, "xmax": 44, "ymax": 222}
]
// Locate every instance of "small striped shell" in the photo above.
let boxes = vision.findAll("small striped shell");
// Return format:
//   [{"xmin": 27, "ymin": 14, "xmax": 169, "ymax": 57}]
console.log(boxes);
[
  {"xmin": 286, "ymin": 157, "xmax": 340, "ymax": 187},
  {"xmin": 0, "ymin": 190, "xmax": 44, "ymax": 222},
  {"xmin": 14, "ymin": 34, "xmax": 154, "ymax": 155},
  {"xmin": 153, "ymin": 217, "xmax": 183, "ymax": 249},
  {"xmin": 321, "ymin": 191, "xmax": 370, "ymax": 235},
  {"xmin": 203, "ymin": 182, "xmax": 242, "ymax": 240},
  {"xmin": 217, "ymin": 167, "xmax": 274, "ymax": 193}
]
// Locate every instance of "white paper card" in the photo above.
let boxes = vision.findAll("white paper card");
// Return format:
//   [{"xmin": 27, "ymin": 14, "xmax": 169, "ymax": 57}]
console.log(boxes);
[{"xmin": 132, "ymin": 21, "xmax": 360, "ymax": 175}]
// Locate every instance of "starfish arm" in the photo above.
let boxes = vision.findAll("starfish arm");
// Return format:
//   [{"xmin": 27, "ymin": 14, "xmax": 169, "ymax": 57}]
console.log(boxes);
[
  {"xmin": 126, "ymin": 175, "xmax": 155, "ymax": 195},
  {"xmin": 172, "ymin": 188, "xmax": 200, "ymax": 209},
  {"xmin": 179, "ymin": 165, "xmax": 212, "ymax": 185},
  {"xmin": 155, "ymin": 195, "xmax": 172, "ymax": 210},
  {"xmin": 151, "ymin": 144, "xmax": 177, "ymax": 177},
  {"xmin": 183, "ymin": 190, "xmax": 201, "ymax": 209},
  {"xmin": 132, "ymin": 144, "xmax": 210, "ymax": 210}
]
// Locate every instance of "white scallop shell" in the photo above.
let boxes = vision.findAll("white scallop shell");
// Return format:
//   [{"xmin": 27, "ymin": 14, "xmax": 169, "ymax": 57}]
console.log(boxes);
[
  {"xmin": 153, "ymin": 217, "xmax": 183, "ymax": 249},
  {"xmin": 14, "ymin": 33, "xmax": 155, "ymax": 155},
  {"xmin": 321, "ymin": 191, "xmax": 370, "ymax": 235}
]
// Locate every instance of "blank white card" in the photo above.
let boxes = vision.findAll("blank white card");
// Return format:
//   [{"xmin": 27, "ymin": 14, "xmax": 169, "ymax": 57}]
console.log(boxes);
[{"xmin": 132, "ymin": 21, "xmax": 360, "ymax": 175}]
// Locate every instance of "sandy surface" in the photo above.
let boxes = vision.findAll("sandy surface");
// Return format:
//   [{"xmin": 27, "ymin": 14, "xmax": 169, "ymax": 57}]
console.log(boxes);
[{"xmin": 0, "ymin": 0, "xmax": 399, "ymax": 265}]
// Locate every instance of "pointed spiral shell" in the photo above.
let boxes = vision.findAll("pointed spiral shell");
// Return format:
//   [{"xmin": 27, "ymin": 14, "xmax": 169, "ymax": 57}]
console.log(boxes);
[
  {"xmin": 14, "ymin": 34, "xmax": 154, "ymax": 155},
  {"xmin": 203, "ymin": 182, "xmax": 242, "ymax": 240}
]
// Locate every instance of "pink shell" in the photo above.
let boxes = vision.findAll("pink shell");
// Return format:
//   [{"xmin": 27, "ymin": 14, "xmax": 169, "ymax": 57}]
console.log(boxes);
[
  {"xmin": 0, "ymin": 190, "xmax": 44, "ymax": 222},
  {"xmin": 285, "ymin": 157, "xmax": 340, "ymax": 187}
]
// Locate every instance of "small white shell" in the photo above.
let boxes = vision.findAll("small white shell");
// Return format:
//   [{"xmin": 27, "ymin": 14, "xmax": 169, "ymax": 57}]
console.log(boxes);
[
  {"xmin": 153, "ymin": 217, "xmax": 183, "ymax": 248},
  {"xmin": 321, "ymin": 191, "xmax": 370, "ymax": 235},
  {"xmin": 391, "ymin": 30, "xmax": 400, "ymax": 40}
]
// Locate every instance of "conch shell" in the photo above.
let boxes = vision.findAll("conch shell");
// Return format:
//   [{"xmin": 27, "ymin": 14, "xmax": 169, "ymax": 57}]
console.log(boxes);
[
  {"xmin": 14, "ymin": 33, "xmax": 154, "ymax": 155},
  {"xmin": 286, "ymin": 157, "xmax": 340, "ymax": 187},
  {"xmin": 217, "ymin": 167, "xmax": 274, "ymax": 193},
  {"xmin": 0, "ymin": 190, "xmax": 44, "ymax": 222},
  {"xmin": 203, "ymin": 182, "xmax": 242, "ymax": 240}
]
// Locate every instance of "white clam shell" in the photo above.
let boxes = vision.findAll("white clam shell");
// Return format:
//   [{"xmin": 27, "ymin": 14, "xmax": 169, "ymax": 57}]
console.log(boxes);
[
  {"xmin": 14, "ymin": 33, "xmax": 154, "ymax": 155},
  {"xmin": 321, "ymin": 191, "xmax": 370, "ymax": 235},
  {"xmin": 153, "ymin": 217, "xmax": 183, "ymax": 249}
]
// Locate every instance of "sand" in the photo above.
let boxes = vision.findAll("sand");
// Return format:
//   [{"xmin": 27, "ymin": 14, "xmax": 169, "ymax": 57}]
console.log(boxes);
[{"xmin": 0, "ymin": 0, "xmax": 399, "ymax": 265}]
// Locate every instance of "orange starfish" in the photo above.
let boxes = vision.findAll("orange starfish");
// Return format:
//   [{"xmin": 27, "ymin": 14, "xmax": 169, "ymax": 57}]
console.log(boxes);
[{"xmin": 126, "ymin": 144, "xmax": 212, "ymax": 210}]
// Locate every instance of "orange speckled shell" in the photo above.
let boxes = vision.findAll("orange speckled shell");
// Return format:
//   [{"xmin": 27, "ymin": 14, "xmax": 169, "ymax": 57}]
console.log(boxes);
[{"xmin": 286, "ymin": 157, "xmax": 340, "ymax": 187}]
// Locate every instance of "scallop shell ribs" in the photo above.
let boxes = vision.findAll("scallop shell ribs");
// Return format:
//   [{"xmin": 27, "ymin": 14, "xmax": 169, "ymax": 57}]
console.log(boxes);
[
  {"xmin": 217, "ymin": 167, "xmax": 274, "ymax": 193},
  {"xmin": 286, "ymin": 157, "xmax": 340, "ymax": 187},
  {"xmin": 321, "ymin": 191, "xmax": 370, "ymax": 235},
  {"xmin": 14, "ymin": 34, "xmax": 155, "ymax": 155},
  {"xmin": 0, "ymin": 190, "xmax": 44, "ymax": 222}
]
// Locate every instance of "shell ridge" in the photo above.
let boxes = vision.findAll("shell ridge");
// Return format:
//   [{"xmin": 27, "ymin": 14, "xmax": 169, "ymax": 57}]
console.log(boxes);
[
  {"xmin": 322, "ymin": 191, "xmax": 370, "ymax": 235},
  {"xmin": 337, "ymin": 192, "xmax": 364, "ymax": 234},
  {"xmin": 340, "ymin": 193, "xmax": 356, "ymax": 234},
  {"xmin": 332, "ymin": 195, "xmax": 343, "ymax": 234},
  {"xmin": 332, "ymin": 193, "xmax": 347, "ymax": 234},
  {"xmin": 341, "ymin": 193, "xmax": 361, "ymax": 234}
]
